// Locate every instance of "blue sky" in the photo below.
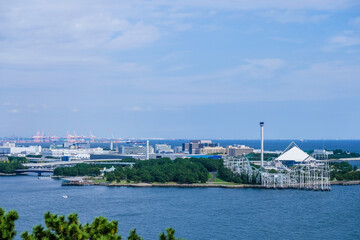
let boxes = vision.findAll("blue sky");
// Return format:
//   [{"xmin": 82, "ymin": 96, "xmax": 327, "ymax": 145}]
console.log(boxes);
[{"xmin": 1, "ymin": 0, "xmax": 360, "ymax": 139}]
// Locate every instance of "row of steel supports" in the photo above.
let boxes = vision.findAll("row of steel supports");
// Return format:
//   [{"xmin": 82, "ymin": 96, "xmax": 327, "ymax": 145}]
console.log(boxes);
[{"xmin": 224, "ymin": 156, "xmax": 331, "ymax": 191}]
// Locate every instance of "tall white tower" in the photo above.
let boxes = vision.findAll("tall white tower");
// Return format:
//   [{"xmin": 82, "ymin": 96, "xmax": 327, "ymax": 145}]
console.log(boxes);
[
  {"xmin": 146, "ymin": 140, "xmax": 149, "ymax": 160},
  {"xmin": 260, "ymin": 122, "xmax": 264, "ymax": 167}
]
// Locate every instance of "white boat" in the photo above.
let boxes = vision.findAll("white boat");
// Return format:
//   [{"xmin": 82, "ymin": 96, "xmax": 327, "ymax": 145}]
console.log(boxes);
[
  {"xmin": 62, "ymin": 195, "xmax": 68, "ymax": 199},
  {"xmin": 38, "ymin": 176, "xmax": 51, "ymax": 180}
]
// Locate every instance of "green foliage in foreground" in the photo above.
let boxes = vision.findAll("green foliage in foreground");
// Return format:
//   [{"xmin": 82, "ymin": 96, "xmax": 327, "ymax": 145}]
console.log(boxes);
[
  {"xmin": 0, "ymin": 162, "xmax": 27, "ymax": 174},
  {"xmin": 0, "ymin": 207, "xmax": 19, "ymax": 239},
  {"xmin": 0, "ymin": 207, "xmax": 180, "ymax": 240},
  {"xmin": 330, "ymin": 161, "xmax": 360, "ymax": 181}
]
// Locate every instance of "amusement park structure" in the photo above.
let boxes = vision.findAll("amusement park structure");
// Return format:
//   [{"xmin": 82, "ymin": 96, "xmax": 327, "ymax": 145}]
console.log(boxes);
[{"xmin": 223, "ymin": 122, "xmax": 331, "ymax": 191}]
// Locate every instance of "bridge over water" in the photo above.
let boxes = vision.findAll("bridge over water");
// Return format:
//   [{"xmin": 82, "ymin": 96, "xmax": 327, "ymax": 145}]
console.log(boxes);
[
  {"xmin": 16, "ymin": 168, "xmax": 54, "ymax": 176},
  {"xmin": 21, "ymin": 159, "xmax": 135, "ymax": 175}
]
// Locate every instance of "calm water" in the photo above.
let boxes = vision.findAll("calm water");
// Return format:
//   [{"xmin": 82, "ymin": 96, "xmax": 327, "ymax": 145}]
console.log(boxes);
[{"xmin": 1, "ymin": 175, "xmax": 359, "ymax": 240}]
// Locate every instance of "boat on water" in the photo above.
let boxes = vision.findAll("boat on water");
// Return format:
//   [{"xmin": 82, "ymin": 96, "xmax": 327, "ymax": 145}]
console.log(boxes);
[
  {"xmin": 62, "ymin": 195, "xmax": 68, "ymax": 198},
  {"xmin": 38, "ymin": 176, "xmax": 51, "ymax": 180}
]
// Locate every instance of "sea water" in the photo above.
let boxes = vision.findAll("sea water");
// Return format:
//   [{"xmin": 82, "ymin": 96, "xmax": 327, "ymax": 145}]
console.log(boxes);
[{"xmin": 0, "ymin": 175, "xmax": 359, "ymax": 240}]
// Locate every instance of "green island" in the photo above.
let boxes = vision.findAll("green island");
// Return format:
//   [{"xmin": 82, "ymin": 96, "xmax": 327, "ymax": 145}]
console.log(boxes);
[
  {"xmin": 52, "ymin": 158, "xmax": 360, "ymax": 185},
  {"xmin": 0, "ymin": 157, "xmax": 27, "ymax": 175},
  {"xmin": 330, "ymin": 161, "xmax": 359, "ymax": 181},
  {"xmin": 1, "ymin": 156, "xmax": 359, "ymax": 184},
  {"xmin": 328, "ymin": 149, "xmax": 360, "ymax": 159},
  {"xmin": 54, "ymin": 158, "xmax": 257, "ymax": 185},
  {"xmin": 0, "ymin": 207, "xmax": 180, "ymax": 240}
]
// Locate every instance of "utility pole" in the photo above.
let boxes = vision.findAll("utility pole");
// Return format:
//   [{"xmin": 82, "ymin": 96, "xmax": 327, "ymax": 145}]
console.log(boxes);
[
  {"xmin": 146, "ymin": 140, "xmax": 149, "ymax": 160},
  {"xmin": 260, "ymin": 122, "xmax": 264, "ymax": 167}
]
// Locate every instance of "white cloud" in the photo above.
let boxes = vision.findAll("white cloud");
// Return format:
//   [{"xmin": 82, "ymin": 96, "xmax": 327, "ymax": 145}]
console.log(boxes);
[
  {"xmin": 217, "ymin": 58, "xmax": 286, "ymax": 79},
  {"xmin": 162, "ymin": 0, "xmax": 353, "ymax": 11},
  {"xmin": 270, "ymin": 37, "xmax": 303, "ymax": 44},
  {"xmin": 116, "ymin": 62, "xmax": 151, "ymax": 73},
  {"xmin": 350, "ymin": 16, "xmax": 360, "ymax": 27},
  {"xmin": 164, "ymin": 107, "xmax": 180, "ymax": 111},
  {"xmin": 329, "ymin": 35, "xmax": 360, "ymax": 47},
  {"xmin": 245, "ymin": 58, "xmax": 286, "ymax": 70},
  {"xmin": 10, "ymin": 109, "xmax": 19, "ymax": 114},
  {"xmin": 259, "ymin": 10, "xmax": 328, "ymax": 23},
  {"xmin": 324, "ymin": 32, "xmax": 360, "ymax": 50},
  {"xmin": 0, "ymin": 0, "xmax": 358, "ymax": 110},
  {"xmin": 108, "ymin": 21, "xmax": 160, "ymax": 49},
  {"xmin": 123, "ymin": 107, "xmax": 153, "ymax": 112}
]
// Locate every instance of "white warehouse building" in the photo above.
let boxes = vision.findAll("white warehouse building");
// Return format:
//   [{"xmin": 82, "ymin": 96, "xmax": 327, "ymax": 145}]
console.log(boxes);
[
  {"xmin": 0, "ymin": 142, "xmax": 42, "ymax": 155},
  {"xmin": 42, "ymin": 147, "xmax": 105, "ymax": 160}
]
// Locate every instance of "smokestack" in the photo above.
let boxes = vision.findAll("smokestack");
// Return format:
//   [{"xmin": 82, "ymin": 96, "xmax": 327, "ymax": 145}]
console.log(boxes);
[
  {"xmin": 146, "ymin": 140, "xmax": 149, "ymax": 160},
  {"xmin": 260, "ymin": 122, "xmax": 264, "ymax": 167}
]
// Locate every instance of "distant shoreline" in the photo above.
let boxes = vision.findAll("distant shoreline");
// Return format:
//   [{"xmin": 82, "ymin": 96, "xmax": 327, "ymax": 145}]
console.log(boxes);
[
  {"xmin": 61, "ymin": 180, "xmax": 360, "ymax": 188},
  {"xmin": 328, "ymin": 158, "xmax": 360, "ymax": 161},
  {"xmin": 0, "ymin": 173, "xmax": 16, "ymax": 176}
]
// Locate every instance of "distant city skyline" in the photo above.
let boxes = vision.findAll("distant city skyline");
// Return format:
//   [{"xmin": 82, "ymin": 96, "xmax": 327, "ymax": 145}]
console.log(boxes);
[{"xmin": 1, "ymin": 1, "xmax": 360, "ymax": 139}]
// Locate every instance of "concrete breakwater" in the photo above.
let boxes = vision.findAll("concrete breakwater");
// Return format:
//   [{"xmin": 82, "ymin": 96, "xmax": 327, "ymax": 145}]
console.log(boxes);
[
  {"xmin": 61, "ymin": 181, "xmax": 263, "ymax": 188},
  {"xmin": 331, "ymin": 180, "xmax": 360, "ymax": 185},
  {"xmin": 61, "ymin": 180, "xmax": 360, "ymax": 188}
]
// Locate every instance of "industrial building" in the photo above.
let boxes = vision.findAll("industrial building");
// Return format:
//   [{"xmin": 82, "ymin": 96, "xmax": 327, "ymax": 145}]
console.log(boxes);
[
  {"xmin": 201, "ymin": 146, "xmax": 226, "ymax": 155},
  {"xmin": 120, "ymin": 145, "xmax": 154, "ymax": 155},
  {"xmin": 154, "ymin": 144, "xmax": 174, "ymax": 153},
  {"xmin": 174, "ymin": 146, "xmax": 183, "ymax": 153},
  {"xmin": 227, "ymin": 145, "xmax": 254, "ymax": 157},
  {"xmin": 0, "ymin": 142, "xmax": 42, "ymax": 156},
  {"xmin": 182, "ymin": 140, "xmax": 220, "ymax": 154},
  {"xmin": 42, "ymin": 147, "xmax": 105, "ymax": 160}
]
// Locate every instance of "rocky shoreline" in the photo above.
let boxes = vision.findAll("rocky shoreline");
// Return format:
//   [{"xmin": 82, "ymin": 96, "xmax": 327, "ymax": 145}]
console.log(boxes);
[
  {"xmin": 62, "ymin": 181, "xmax": 262, "ymax": 188},
  {"xmin": 330, "ymin": 180, "xmax": 360, "ymax": 186},
  {"xmin": 61, "ymin": 180, "xmax": 360, "ymax": 188},
  {"xmin": 0, "ymin": 173, "xmax": 17, "ymax": 176}
]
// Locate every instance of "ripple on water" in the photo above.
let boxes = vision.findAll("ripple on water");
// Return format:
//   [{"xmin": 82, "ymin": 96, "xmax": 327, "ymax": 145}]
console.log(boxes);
[{"xmin": 0, "ymin": 176, "xmax": 359, "ymax": 240}]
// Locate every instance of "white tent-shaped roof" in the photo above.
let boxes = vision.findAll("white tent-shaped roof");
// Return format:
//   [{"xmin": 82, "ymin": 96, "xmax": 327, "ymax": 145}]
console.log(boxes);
[{"xmin": 276, "ymin": 142, "xmax": 314, "ymax": 162}]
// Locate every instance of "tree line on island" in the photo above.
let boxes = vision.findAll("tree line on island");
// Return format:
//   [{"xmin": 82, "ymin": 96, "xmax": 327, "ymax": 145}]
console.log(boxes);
[
  {"xmin": 0, "ymin": 207, "xmax": 180, "ymax": 240},
  {"xmin": 1, "ymin": 156, "xmax": 359, "ymax": 183},
  {"xmin": 0, "ymin": 157, "xmax": 27, "ymax": 174},
  {"xmin": 53, "ymin": 158, "xmax": 258, "ymax": 184},
  {"xmin": 330, "ymin": 161, "xmax": 359, "ymax": 181},
  {"xmin": 54, "ymin": 158, "xmax": 360, "ymax": 183}
]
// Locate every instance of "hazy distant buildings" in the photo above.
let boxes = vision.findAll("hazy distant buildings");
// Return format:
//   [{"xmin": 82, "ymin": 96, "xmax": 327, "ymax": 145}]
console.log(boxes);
[
  {"xmin": 154, "ymin": 144, "xmax": 173, "ymax": 153},
  {"xmin": 174, "ymin": 146, "xmax": 183, "ymax": 153},
  {"xmin": 182, "ymin": 143, "xmax": 190, "ymax": 152},
  {"xmin": 227, "ymin": 145, "xmax": 254, "ymax": 157},
  {"xmin": 62, "ymin": 142, "xmax": 90, "ymax": 149},
  {"xmin": 42, "ymin": 147, "xmax": 104, "ymax": 160},
  {"xmin": 120, "ymin": 145, "xmax": 154, "ymax": 155},
  {"xmin": 0, "ymin": 142, "xmax": 42, "ymax": 156},
  {"xmin": 182, "ymin": 140, "xmax": 220, "ymax": 154},
  {"xmin": 201, "ymin": 146, "xmax": 226, "ymax": 155}
]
